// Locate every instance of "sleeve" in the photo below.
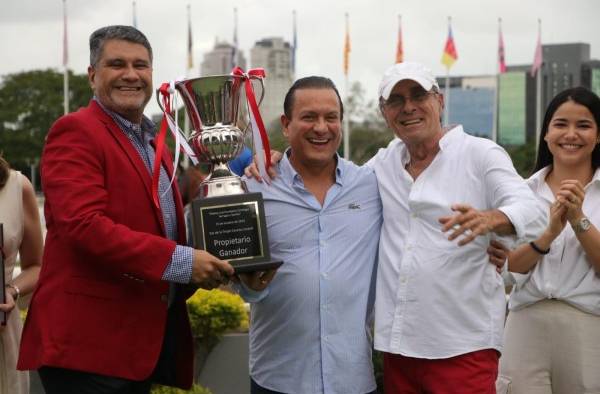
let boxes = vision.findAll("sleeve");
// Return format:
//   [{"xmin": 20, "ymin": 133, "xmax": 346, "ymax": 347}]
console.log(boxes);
[
  {"xmin": 41, "ymin": 114, "xmax": 177, "ymax": 282},
  {"xmin": 228, "ymin": 146, "xmax": 253, "ymax": 176},
  {"xmin": 162, "ymin": 245, "xmax": 194, "ymax": 283},
  {"xmin": 482, "ymin": 143, "xmax": 548, "ymax": 243}
]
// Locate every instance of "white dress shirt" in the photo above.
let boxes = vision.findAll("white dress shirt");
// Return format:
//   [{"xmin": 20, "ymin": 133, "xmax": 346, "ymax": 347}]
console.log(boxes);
[
  {"xmin": 368, "ymin": 125, "xmax": 546, "ymax": 359},
  {"xmin": 509, "ymin": 166, "xmax": 600, "ymax": 316}
]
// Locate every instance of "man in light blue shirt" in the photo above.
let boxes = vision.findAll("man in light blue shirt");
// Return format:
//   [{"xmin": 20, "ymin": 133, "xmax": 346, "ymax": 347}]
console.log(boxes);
[{"xmin": 239, "ymin": 77, "xmax": 382, "ymax": 394}]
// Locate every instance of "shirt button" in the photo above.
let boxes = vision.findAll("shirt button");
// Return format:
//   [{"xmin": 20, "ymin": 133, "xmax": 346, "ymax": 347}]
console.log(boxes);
[
  {"xmin": 321, "ymin": 272, "xmax": 328, "ymax": 279},
  {"xmin": 320, "ymin": 241, "xmax": 326, "ymax": 247},
  {"xmin": 160, "ymin": 294, "xmax": 168, "ymax": 303},
  {"xmin": 400, "ymin": 277, "xmax": 407, "ymax": 284}
]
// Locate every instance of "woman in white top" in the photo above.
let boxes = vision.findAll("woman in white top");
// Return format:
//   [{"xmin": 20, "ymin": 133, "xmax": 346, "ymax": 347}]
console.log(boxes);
[
  {"xmin": 0, "ymin": 155, "xmax": 43, "ymax": 394},
  {"xmin": 494, "ymin": 87, "xmax": 600, "ymax": 394}
]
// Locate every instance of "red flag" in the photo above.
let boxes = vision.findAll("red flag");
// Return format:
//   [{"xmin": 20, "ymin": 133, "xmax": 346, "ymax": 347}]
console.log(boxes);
[
  {"xmin": 441, "ymin": 20, "xmax": 458, "ymax": 69},
  {"xmin": 395, "ymin": 15, "xmax": 403, "ymax": 63},
  {"xmin": 498, "ymin": 20, "xmax": 506, "ymax": 73},
  {"xmin": 530, "ymin": 20, "xmax": 542, "ymax": 77}
]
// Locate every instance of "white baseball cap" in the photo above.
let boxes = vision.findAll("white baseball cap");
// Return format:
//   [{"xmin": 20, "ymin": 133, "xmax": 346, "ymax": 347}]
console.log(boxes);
[{"xmin": 378, "ymin": 62, "xmax": 440, "ymax": 100}]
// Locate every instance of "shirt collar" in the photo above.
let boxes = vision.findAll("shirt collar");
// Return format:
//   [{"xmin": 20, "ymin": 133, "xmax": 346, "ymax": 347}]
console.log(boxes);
[
  {"xmin": 396, "ymin": 124, "xmax": 464, "ymax": 166},
  {"xmin": 280, "ymin": 148, "xmax": 344, "ymax": 187},
  {"xmin": 529, "ymin": 166, "xmax": 600, "ymax": 188},
  {"xmin": 527, "ymin": 166, "xmax": 552, "ymax": 190},
  {"xmin": 94, "ymin": 97, "xmax": 155, "ymax": 137},
  {"xmin": 592, "ymin": 167, "xmax": 600, "ymax": 184},
  {"xmin": 438, "ymin": 124, "xmax": 464, "ymax": 151}
]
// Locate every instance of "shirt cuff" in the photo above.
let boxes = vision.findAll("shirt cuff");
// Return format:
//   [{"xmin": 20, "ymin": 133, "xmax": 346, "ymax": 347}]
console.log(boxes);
[{"xmin": 162, "ymin": 245, "xmax": 193, "ymax": 284}]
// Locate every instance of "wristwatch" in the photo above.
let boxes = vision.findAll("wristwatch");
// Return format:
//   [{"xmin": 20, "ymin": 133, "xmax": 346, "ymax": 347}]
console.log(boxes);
[{"xmin": 572, "ymin": 217, "xmax": 592, "ymax": 234}]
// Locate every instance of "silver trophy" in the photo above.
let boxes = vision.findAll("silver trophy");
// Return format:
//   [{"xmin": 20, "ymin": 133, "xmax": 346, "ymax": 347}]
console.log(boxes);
[
  {"xmin": 176, "ymin": 74, "xmax": 264, "ymax": 197},
  {"xmin": 159, "ymin": 73, "xmax": 281, "ymax": 273}
]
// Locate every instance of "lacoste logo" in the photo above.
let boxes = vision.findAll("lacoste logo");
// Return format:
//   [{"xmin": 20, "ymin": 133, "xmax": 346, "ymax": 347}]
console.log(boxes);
[{"xmin": 348, "ymin": 203, "xmax": 361, "ymax": 210}]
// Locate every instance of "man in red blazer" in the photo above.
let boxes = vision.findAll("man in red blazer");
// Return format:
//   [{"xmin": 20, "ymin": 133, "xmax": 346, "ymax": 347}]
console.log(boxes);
[{"xmin": 17, "ymin": 25, "xmax": 234, "ymax": 394}]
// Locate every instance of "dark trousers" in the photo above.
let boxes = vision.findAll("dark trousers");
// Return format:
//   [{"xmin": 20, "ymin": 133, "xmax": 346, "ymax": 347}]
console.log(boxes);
[
  {"xmin": 38, "ymin": 366, "xmax": 153, "ymax": 394},
  {"xmin": 251, "ymin": 378, "xmax": 377, "ymax": 394}
]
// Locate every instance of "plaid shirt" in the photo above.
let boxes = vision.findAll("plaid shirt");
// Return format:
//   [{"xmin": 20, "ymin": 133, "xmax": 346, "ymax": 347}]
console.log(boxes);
[{"xmin": 95, "ymin": 99, "xmax": 193, "ymax": 284}]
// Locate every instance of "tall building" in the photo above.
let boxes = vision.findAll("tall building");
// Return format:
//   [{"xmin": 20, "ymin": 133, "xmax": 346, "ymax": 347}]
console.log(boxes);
[
  {"xmin": 200, "ymin": 39, "xmax": 246, "ymax": 77},
  {"xmin": 250, "ymin": 37, "xmax": 294, "ymax": 130},
  {"xmin": 437, "ymin": 43, "xmax": 599, "ymax": 146},
  {"xmin": 497, "ymin": 43, "xmax": 597, "ymax": 146},
  {"xmin": 437, "ymin": 76, "xmax": 495, "ymax": 139}
]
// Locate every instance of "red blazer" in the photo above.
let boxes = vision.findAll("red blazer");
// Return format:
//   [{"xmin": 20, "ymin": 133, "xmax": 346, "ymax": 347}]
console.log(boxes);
[{"xmin": 18, "ymin": 101, "xmax": 193, "ymax": 388}]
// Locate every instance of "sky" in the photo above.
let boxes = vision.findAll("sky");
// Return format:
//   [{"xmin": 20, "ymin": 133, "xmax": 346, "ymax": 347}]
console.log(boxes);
[{"xmin": 1, "ymin": 0, "xmax": 599, "ymax": 117}]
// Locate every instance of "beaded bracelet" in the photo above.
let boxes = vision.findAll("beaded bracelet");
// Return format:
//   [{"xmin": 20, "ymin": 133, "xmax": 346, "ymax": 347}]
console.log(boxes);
[{"xmin": 529, "ymin": 241, "xmax": 550, "ymax": 255}]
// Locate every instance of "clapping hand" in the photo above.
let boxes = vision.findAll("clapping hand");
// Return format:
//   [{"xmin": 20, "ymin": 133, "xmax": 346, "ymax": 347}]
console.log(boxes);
[{"xmin": 555, "ymin": 179, "xmax": 586, "ymax": 226}]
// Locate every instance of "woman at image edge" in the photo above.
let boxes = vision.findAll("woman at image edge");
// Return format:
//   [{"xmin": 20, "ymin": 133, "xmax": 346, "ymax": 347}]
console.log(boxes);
[
  {"xmin": 493, "ymin": 87, "xmax": 600, "ymax": 393},
  {"xmin": 0, "ymin": 155, "xmax": 43, "ymax": 394}
]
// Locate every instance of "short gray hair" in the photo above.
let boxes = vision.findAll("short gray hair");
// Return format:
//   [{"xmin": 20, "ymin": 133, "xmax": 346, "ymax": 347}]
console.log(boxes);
[{"xmin": 89, "ymin": 25, "xmax": 153, "ymax": 67}]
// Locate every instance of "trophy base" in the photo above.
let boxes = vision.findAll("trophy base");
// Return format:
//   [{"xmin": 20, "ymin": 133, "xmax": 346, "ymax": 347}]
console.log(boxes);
[
  {"xmin": 200, "ymin": 174, "xmax": 247, "ymax": 197},
  {"xmin": 191, "ymin": 193, "xmax": 283, "ymax": 274}
]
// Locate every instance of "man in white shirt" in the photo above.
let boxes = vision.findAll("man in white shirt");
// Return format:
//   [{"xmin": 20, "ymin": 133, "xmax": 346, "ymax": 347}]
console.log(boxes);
[{"xmin": 369, "ymin": 62, "xmax": 546, "ymax": 393}]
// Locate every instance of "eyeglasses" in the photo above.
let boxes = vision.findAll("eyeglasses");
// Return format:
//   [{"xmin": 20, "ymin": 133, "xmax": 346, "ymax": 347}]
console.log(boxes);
[{"xmin": 383, "ymin": 90, "xmax": 436, "ymax": 109}]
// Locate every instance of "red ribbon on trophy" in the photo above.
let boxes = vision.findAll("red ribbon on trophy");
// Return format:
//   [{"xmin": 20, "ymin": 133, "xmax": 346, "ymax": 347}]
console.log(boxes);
[
  {"xmin": 231, "ymin": 67, "xmax": 272, "ymax": 181},
  {"xmin": 153, "ymin": 82, "xmax": 198, "ymax": 209},
  {"xmin": 151, "ymin": 83, "xmax": 171, "ymax": 209}
]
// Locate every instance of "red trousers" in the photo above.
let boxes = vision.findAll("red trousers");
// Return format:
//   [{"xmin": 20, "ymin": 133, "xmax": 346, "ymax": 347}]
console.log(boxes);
[{"xmin": 383, "ymin": 349, "xmax": 499, "ymax": 394}]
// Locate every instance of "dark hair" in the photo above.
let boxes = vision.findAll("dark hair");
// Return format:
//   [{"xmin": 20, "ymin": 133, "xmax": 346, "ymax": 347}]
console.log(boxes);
[
  {"xmin": 0, "ymin": 155, "xmax": 10, "ymax": 190},
  {"xmin": 283, "ymin": 76, "xmax": 344, "ymax": 120},
  {"xmin": 532, "ymin": 86, "xmax": 600, "ymax": 173},
  {"xmin": 89, "ymin": 25, "xmax": 153, "ymax": 67}
]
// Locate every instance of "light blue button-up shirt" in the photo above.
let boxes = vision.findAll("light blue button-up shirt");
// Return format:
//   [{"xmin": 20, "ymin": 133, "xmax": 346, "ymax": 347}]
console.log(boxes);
[{"xmin": 241, "ymin": 152, "xmax": 382, "ymax": 394}]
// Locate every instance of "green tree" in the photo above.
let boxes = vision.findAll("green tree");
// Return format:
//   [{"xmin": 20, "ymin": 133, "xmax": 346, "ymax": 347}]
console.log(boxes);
[
  {"xmin": 503, "ymin": 142, "xmax": 537, "ymax": 177},
  {"xmin": 344, "ymin": 81, "xmax": 392, "ymax": 163},
  {"xmin": 0, "ymin": 69, "xmax": 92, "ymax": 174}
]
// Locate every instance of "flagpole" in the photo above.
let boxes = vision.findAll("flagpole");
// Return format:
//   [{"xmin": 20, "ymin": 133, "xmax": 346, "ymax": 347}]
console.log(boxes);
[
  {"xmin": 492, "ymin": 18, "xmax": 501, "ymax": 143},
  {"xmin": 183, "ymin": 3, "xmax": 192, "ymax": 169},
  {"xmin": 231, "ymin": 7, "xmax": 238, "ymax": 69},
  {"xmin": 344, "ymin": 76, "xmax": 350, "ymax": 160},
  {"xmin": 63, "ymin": 0, "xmax": 69, "ymax": 115},
  {"xmin": 444, "ymin": 71, "xmax": 450, "ymax": 126},
  {"xmin": 132, "ymin": 1, "xmax": 137, "ymax": 28},
  {"xmin": 292, "ymin": 10, "xmax": 297, "ymax": 78},
  {"xmin": 534, "ymin": 19, "xmax": 542, "ymax": 153},
  {"xmin": 343, "ymin": 13, "xmax": 350, "ymax": 160},
  {"xmin": 442, "ymin": 16, "xmax": 453, "ymax": 126}
]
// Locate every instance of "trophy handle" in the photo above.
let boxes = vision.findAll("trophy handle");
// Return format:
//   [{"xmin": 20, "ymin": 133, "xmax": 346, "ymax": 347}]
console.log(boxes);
[
  {"xmin": 156, "ymin": 89, "xmax": 166, "ymax": 113},
  {"xmin": 250, "ymin": 75, "xmax": 265, "ymax": 107},
  {"xmin": 155, "ymin": 92, "xmax": 178, "ymax": 128}
]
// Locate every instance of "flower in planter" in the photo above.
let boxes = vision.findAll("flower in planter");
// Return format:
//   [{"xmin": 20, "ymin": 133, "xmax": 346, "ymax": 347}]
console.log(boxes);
[
  {"xmin": 186, "ymin": 288, "xmax": 249, "ymax": 353},
  {"xmin": 151, "ymin": 383, "xmax": 212, "ymax": 394}
]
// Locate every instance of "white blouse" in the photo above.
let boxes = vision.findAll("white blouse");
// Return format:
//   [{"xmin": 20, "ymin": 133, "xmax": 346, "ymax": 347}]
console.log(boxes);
[{"xmin": 509, "ymin": 166, "xmax": 600, "ymax": 316}]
